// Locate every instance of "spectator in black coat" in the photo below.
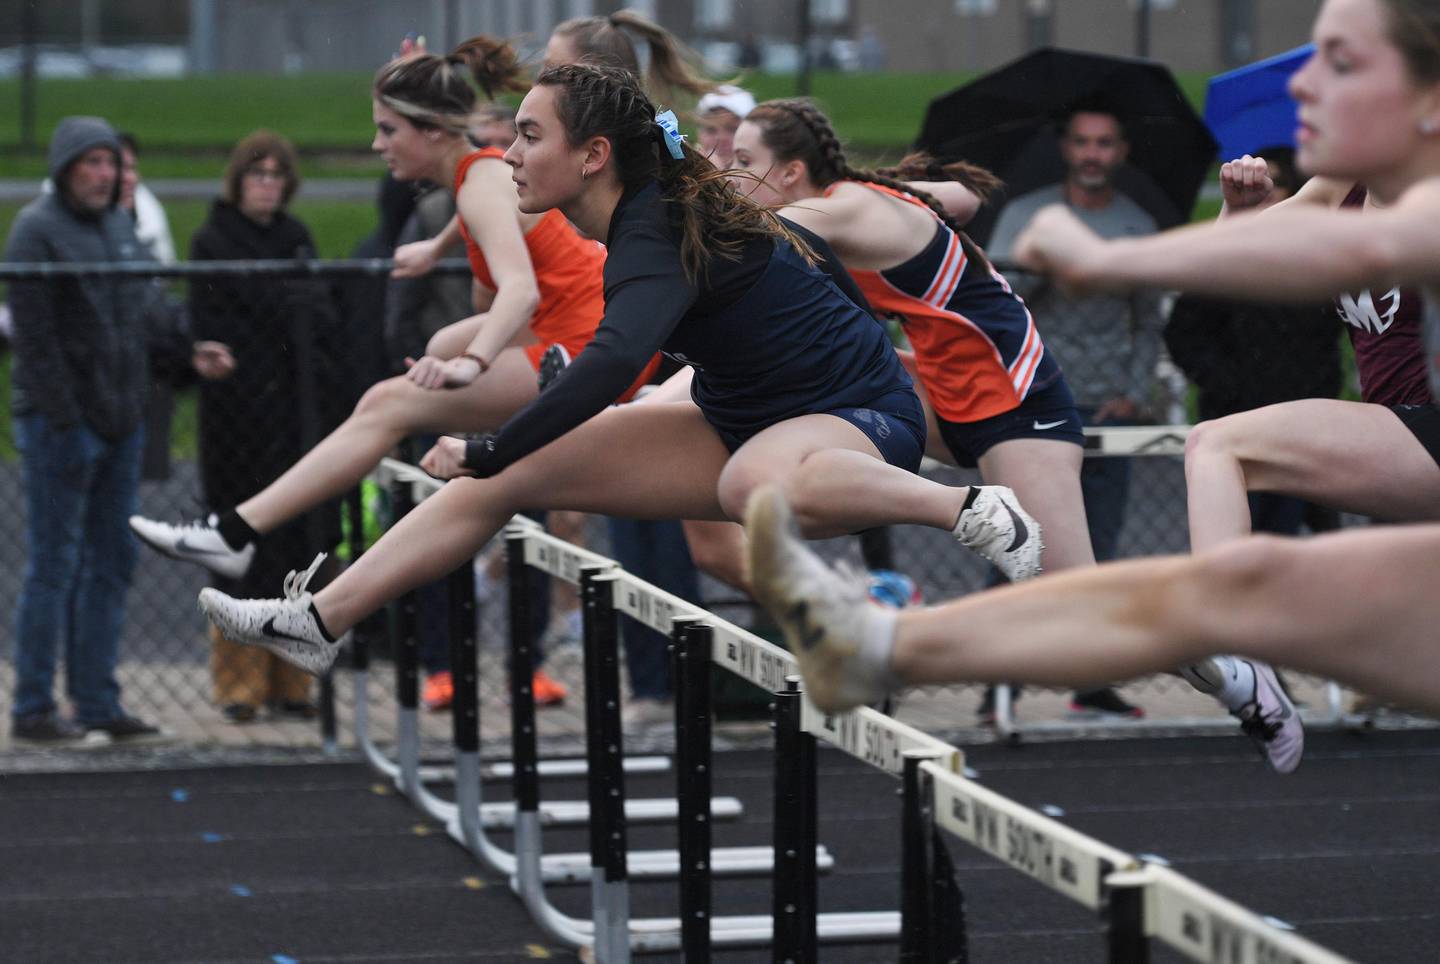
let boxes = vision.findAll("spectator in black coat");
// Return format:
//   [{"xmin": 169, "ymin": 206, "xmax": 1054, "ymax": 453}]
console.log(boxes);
[
  {"xmin": 189, "ymin": 130, "xmax": 342, "ymax": 723},
  {"xmin": 1165, "ymin": 148, "xmax": 1342, "ymax": 537}
]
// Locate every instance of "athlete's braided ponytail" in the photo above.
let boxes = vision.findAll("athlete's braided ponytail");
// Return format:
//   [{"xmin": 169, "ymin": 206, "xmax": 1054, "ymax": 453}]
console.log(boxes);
[
  {"xmin": 747, "ymin": 99, "xmax": 996, "ymax": 271},
  {"xmin": 878, "ymin": 152, "xmax": 1003, "ymax": 205},
  {"xmin": 536, "ymin": 64, "xmax": 814, "ymax": 284},
  {"xmin": 374, "ymin": 35, "xmax": 526, "ymax": 134}
]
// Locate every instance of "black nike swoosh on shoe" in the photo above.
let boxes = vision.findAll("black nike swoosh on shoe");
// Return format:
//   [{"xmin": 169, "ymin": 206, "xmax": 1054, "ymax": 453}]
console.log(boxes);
[
  {"xmin": 1003, "ymin": 501, "xmax": 1029, "ymax": 553},
  {"xmin": 176, "ymin": 535, "xmax": 238, "ymax": 557},
  {"xmin": 1258, "ymin": 674, "xmax": 1293, "ymax": 721},
  {"xmin": 260, "ymin": 617, "xmax": 318, "ymax": 645}
]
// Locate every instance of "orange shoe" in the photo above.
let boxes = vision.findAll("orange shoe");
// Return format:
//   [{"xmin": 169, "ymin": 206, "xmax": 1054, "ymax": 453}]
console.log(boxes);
[
  {"xmin": 423, "ymin": 671, "xmax": 454, "ymax": 712},
  {"xmin": 532, "ymin": 669, "xmax": 568, "ymax": 707}
]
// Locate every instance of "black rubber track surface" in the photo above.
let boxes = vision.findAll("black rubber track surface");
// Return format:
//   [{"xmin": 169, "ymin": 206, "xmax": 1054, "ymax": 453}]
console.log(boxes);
[{"xmin": 2, "ymin": 728, "xmax": 1436, "ymax": 962}]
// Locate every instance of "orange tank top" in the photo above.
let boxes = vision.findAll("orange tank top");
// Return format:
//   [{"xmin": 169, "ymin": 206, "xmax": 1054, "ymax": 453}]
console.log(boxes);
[
  {"xmin": 453, "ymin": 148, "xmax": 607, "ymax": 353},
  {"xmin": 827, "ymin": 181, "xmax": 1051, "ymax": 422}
]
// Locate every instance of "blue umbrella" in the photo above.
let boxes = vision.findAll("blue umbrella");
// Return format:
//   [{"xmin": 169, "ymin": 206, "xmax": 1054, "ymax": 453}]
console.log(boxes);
[{"xmin": 1204, "ymin": 44, "xmax": 1314, "ymax": 160}]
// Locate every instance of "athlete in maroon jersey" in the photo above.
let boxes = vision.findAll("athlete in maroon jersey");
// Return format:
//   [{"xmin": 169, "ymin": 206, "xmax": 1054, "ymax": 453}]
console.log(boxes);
[{"xmin": 1335, "ymin": 185, "xmax": 1431, "ymax": 407}]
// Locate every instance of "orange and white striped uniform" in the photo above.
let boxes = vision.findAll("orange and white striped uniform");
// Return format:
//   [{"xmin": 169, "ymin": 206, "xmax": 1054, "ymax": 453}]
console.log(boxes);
[{"xmin": 831, "ymin": 180, "xmax": 1060, "ymax": 423}]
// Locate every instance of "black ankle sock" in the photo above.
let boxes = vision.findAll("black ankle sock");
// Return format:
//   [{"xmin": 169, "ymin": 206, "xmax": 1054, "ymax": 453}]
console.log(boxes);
[
  {"xmin": 216, "ymin": 510, "xmax": 259, "ymax": 552},
  {"xmin": 308, "ymin": 602, "xmax": 337, "ymax": 643},
  {"xmin": 953, "ymin": 486, "xmax": 981, "ymax": 529}
]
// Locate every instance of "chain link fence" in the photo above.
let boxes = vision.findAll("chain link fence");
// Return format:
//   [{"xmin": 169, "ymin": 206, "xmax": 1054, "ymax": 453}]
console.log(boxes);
[{"xmin": 0, "ymin": 259, "xmax": 1377, "ymax": 751}]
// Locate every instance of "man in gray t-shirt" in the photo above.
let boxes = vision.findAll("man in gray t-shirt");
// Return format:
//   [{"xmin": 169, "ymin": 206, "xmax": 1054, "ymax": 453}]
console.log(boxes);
[
  {"xmin": 988, "ymin": 109, "xmax": 1164, "ymax": 567},
  {"xmin": 979, "ymin": 108, "xmax": 1164, "ymax": 721}
]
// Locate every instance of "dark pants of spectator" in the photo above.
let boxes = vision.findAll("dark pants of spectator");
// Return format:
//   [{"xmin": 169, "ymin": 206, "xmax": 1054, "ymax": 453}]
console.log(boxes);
[
  {"xmin": 11, "ymin": 416, "xmax": 143, "ymax": 724},
  {"xmin": 606, "ymin": 518, "xmax": 702, "ymax": 701},
  {"xmin": 1077, "ymin": 407, "xmax": 1132, "ymax": 563}
]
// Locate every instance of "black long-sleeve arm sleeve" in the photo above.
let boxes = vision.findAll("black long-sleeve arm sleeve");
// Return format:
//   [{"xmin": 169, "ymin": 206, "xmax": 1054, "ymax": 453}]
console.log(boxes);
[{"xmin": 463, "ymin": 218, "xmax": 697, "ymax": 477}]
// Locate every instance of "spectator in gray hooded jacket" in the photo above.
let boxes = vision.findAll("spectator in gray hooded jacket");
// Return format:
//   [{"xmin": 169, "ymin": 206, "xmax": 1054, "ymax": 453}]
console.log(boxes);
[{"xmin": 5, "ymin": 116, "xmax": 232, "ymax": 747}]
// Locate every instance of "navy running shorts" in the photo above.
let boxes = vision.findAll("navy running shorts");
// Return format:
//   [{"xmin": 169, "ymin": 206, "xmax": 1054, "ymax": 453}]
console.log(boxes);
[
  {"xmin": 710, "ymin": 385, "xmax": 928, "ymax": 474},
  {"xmin": 936, "ymin": 378, "xmax": 1085, "ymax": 468},
  {"xmin": 1391, "ymin": 402, "xmax": 1440, "ymax": 467}
]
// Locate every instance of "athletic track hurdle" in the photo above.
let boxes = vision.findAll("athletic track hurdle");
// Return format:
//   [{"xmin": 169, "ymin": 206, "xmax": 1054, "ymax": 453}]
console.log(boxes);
[{"xmin": 339, "ymin": 456, "xmax": 1353, "ymax": 962}]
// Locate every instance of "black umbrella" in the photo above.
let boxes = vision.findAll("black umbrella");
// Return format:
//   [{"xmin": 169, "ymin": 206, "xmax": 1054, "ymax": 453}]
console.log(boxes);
[{"xmin": 914, "ymin": 47, "xmax": 1218, "ymax": 246}]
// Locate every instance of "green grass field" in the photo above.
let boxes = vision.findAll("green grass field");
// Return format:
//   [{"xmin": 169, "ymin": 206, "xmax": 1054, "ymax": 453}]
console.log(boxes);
[
  {"xmin": 0, "ymin": 69, "xmax": 1213, "ymax": 177},
  {"xmin": 0, "ymin": 67, "xmax": 1224, "ymax": 461}
]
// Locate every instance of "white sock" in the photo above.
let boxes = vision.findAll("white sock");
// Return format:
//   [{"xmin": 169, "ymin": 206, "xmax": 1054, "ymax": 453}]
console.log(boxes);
[
  {"xmin": 855, "ymin": 604, "xmax": 902, "ymax": 690},
  {"xmin": 1181, "ymin": 656, "xmax": 1255, "ymax": 711}
]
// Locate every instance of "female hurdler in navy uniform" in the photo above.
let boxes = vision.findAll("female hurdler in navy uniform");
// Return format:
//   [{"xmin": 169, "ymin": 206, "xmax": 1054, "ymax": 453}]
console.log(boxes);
[{"xmin": 195, "ymin": 64, "xmax": 1039, "ymax": 669}]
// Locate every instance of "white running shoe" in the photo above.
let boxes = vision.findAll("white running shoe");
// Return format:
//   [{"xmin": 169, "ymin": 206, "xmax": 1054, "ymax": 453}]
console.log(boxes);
[
  {"xmin": 198, "ymin": 554, "xmax": 345, "ymax": 677},
  {"xmin": 953, "ymin": 485, "xmax": 1044, "ymax": 582},
  {"xmin": 130, "ymin": 513, "xmax": 255, "ymax": 580},
  {"xmin": 746, "ymin": 485, "xmax": 898, "ymax": 714},
  {"xmin": 1231, "ymin": 660, "xmax": 1304, "ymax": 774}
]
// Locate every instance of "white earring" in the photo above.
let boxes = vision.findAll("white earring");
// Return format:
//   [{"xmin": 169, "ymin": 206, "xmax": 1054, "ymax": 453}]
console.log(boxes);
[{"xmin": 581, "ymin": 167, "xmax": 589, "ymax": 180}]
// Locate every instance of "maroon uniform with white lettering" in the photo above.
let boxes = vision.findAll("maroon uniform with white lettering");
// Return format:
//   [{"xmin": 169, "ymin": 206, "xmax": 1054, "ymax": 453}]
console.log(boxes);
[{"xmin": 1337, "ymin": 185, "xmax": 1432, "ymax": 406}]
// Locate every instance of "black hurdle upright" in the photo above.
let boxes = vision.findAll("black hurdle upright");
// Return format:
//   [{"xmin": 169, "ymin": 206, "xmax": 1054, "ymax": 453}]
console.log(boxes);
[
  {"xmin": 899, "ymin": 750, "xmax": 968, "ymax": 963},
  {"xmin": 389, "ymin": 477, "xmax": 423, "ymax": 801},
  {"xmin": 341, "ymin": 488, "xmax": 369, "ymax": 741},
  {"xmin": 773, "ymin": 676, "xmax": 819, "ymax": 961},
  {"xmin": 581, "ymin": 567, "xmax": 631, "ymax": 961},
  {"xmin": 671, "ymin": 618, "xmax": 714, "ymax": 960},
  {"xmin": 507, "ymin": 527, "xmax": 543, "ymax": 860},
  {"xmin": 441, "ymin": 557, "xmax": 483, "ymax": 851},
  {"xmin": 1105, "ymin": 869, "xmax": 1148, "ymax": 964}
]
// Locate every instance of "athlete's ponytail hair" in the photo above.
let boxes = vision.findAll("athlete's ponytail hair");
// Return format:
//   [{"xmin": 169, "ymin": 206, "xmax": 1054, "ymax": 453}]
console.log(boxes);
[
  {"xmin": 536, "ymin": 63, "xmax": 813, "ymax": 284},
  {"xmin": 877, "ymin": 152, "xmax": 1004, "ymax": 206},
  {"xmin": 553, "ymin": 9, "xmax": 719, "ymax": 105},
  {"xmin": 746, "ymin": 99, "xmax": 996, "ymax": 271},
  {"xmin": 373, "ymin": 35, "xmax": 528, "ymax": 134}
]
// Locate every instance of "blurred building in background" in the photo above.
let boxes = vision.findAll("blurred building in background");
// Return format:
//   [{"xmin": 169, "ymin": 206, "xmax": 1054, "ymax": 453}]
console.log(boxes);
[{"xmin": 1, "ymin": 0, "xmax": 1320, "ymax": 78}]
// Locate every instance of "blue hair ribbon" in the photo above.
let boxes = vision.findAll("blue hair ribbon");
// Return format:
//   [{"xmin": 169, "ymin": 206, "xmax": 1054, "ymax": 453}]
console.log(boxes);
[{"xmin": 655, "ymin": 109, "xmax": 686, "ymax": 160}]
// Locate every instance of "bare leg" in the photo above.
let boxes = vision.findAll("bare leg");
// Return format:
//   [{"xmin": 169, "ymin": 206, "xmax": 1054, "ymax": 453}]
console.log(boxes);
[
  {"xmin": 321, "ymin": 410, "xmax": 981, "ymax": 634},
  {"xmin": 888, "ymin": 526, "xmax": 1440, "ymax": 715},
  {"xmin": 685, "ymin": 422, "xmax": 1065, "ymax": 591},
  {"xmin": 977, "ymin": 438, "xmax": 1093, "ymax": 572},
  {"xmin": 237, "ymin": 347, "xmax": 540, "ymax": 534},
  {"xmin": 681, "ymin": 519, "xmax": 751, "ymax": 591},
  {"xmin": 717, "ymin": 414, "xmax": 970, "ymax": 537},
  {"xmin": 1186, "ymin": 399, "xmax": 1440, "ymax": 552},
  {"xmin": 313, "ymin": 402, "xmax": 732, "ymax": 634}
]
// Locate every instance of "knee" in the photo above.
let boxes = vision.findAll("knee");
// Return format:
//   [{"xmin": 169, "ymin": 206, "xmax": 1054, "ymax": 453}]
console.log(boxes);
[
  {"xmin": 715, "ymin": 460, "xmax": 774, "ymax": 522},
  {"xmin": 1182, "ymin": 535, "xmax": 1295, "ymax": 641},
  {"xmin": 353, "ymin": 376, "xmax": 407, "ymax": 421},
  {"xmin": 1184, "ymin": 416, "xmax": 1248, "ymax": 472}
]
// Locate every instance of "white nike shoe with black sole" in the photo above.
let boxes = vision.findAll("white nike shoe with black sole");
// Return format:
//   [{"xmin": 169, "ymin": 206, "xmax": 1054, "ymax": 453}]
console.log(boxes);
[
  {"xmin": 746, "ymin": 485, "xmax": 899, "ymax": 714},
  {"xmin": 1231, "ymin": 659, "xmax": 1304, "ymax": 774},
  {"xmin": 198, "ymin": 554, "xmax": 344, "ymax": 677},
  {"xmin": 129, "ymin": 514, "xmax": 255, "ymax": 580},
  {"xmin": 953, "ymin": 485, "xmax": 1044, "ymax": 582}
]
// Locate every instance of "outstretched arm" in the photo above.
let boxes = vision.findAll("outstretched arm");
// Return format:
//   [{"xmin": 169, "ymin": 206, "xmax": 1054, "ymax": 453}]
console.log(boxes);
[{"xmin": 1013, "ymin": 178, "xmax": 1440, "ymax": 301}]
